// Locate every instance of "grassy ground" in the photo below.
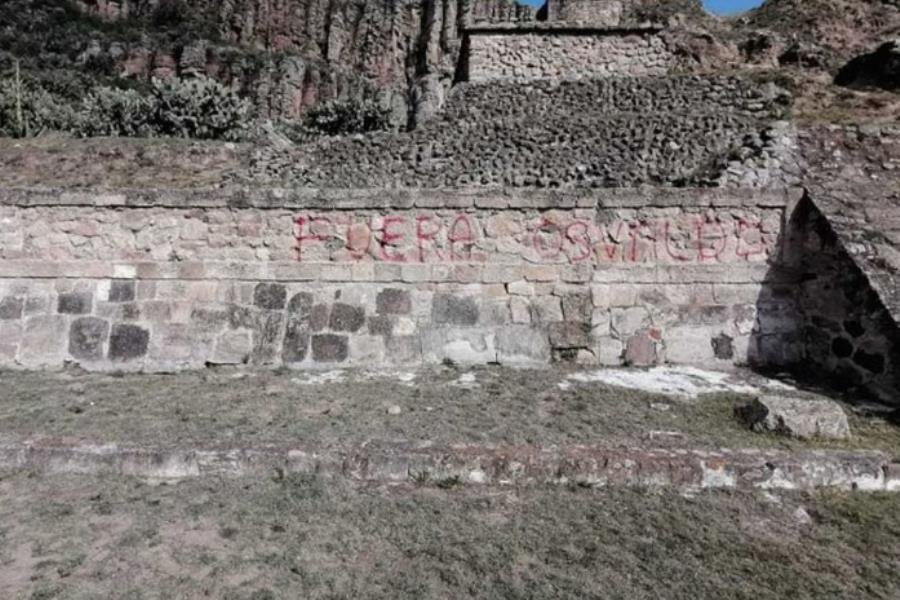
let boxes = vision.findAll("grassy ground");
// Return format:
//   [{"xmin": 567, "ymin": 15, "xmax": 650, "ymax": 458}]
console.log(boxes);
[
  {"xmin": 0, "ymin": 366, "xmax": 897, "ymax": 455},
  {"xmin": 0, "ymin": 469, "xmax": 898, "ymax": 599}
]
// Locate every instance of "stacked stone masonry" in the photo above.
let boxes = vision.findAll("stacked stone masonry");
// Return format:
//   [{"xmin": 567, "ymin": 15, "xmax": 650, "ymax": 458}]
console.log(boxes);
[
  {"xmin": 466, "ymin": 27, "xmax": 671, "ymax": 82},
  {"xmin": 250, "ymin": 75, "xmax": 793, "ymax": 188},
  {"xmin": 0, "ymin": 187, "xmax": 803, "ymax": 373}
]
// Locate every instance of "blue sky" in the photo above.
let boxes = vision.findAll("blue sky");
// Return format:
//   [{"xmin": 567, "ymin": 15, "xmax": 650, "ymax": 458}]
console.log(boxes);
[{"xmin": 520, "ymin": 0, "xmax": 764, "ymax": 14}]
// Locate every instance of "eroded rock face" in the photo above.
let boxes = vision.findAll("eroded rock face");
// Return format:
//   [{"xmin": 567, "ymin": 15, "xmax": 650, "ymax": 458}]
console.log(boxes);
[{"xmin": 736, "ymin": 395, "xmax": 851, "ymax": 440}]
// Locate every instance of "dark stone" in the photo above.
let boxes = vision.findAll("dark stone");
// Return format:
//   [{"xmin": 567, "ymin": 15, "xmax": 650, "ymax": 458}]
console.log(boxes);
[
  {"xmin": 831, "ymin": 336, "xmax": 854, "ymax": 359},
  {"xmin": 251, "ymin": 312, "xmax": 284, "ymax": 364},
  {"xmin": 282, "ymin": 320, "xmax": 310, "ymax": 364},
  {"xmin": 329, "ymin": 303, "xmax": 365, "ymax": 332},
  {"xmin": 69, "ymin": 317, "xmax": 109, "ymax": 361},
  {"xmin": 376, "ymin": 288, "xmax": 412, "ymax": 315},
  {"xmin": 432, "ymin": 294, "xmax": 479, "ymax": 326},
  {"xmin": 0, "ymin": 297, "xmax": 23, "ymax": 320},
  {"xmin": 367, "ymin": 315, "xmax": 394, "ymax": 337},
  {"xmin": 853, "ymin": 349, "xmax": 886, "ymax": 374},
  {"xmin": 310, "ymin": 304, "xmax": 330, "ymax": 332},
  {"xmin": 109, "ymin": 280, "xmax": 135, "ymax": 303},
  {"xmin": 122, "ymin": 303, "xmax": 141, "ymax": 321},
  {"xmin": 810, "ymin": 315, "xmax": 841, "ymax": 334},
  {"xmin": 843, "ymin": 320, "xmax": 865, "ymax": 338},
  {"xmin": 312, "ymin": 334, "xmax": 349, "ymax": 363},
  {"xmin": 548, "ymin": 322, "xmax": 591, "ymax": 349},
  {"xmin": 561, "ymin": 292, "xmax": 592, "ymax": 322},
  {"xmin": 677, "ymin": 304, "xmax": 729, "ymax": 325},
  {"xmin": 253, "ymin": 283, "xmax": 287, "ymax": 310},
  {"xmin": 108, "ymin": 324, "xmax": 149, "ymax": 361},
  {"xmin": 57, "ymin": 292, "xmax": 92, "ymax": 315},
  {"xmin": 287, "ymin": 292, "xmax": 314, "ymax": 317},
  {"xmin": 711, "ymin": 333, "xmax": 734, "ymax": 360}
]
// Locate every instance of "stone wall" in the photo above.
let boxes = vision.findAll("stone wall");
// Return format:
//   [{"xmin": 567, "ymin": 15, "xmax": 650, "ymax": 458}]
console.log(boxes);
[
  {"xmin": 465, "ymin": 26, "xmax": 670, "ymax": 82},
  {"xmin": 251, "ymin": 75, "xmax": 793, "ymax": 188},
  {"xmin": 546, "ymin": 0, "xmax": 625, "ymax": 25},
  {"xmin": 0, "ymin": 186, "xmax": 801, "ymax": 372}
]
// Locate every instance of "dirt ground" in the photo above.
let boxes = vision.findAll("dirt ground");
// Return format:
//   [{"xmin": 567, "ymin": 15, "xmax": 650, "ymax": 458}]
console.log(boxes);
[
  {"xmin": 0, "ymin": 365, "xmax": 897, "ymax": 454},
  {"xmin": 0, "ymin": 469, "xmax": 898, "ymax": 600}
]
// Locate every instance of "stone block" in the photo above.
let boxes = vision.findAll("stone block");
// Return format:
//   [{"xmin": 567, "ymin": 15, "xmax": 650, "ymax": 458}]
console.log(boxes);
[
  {"xmin": 329, "ymin": 303, "xmax": 365, "ymax": 332},
  {"xmin": 109, "ymin": 280, "xmax": 136, "ymax": 303},
  {"xmin": 376, "ymin": 288, "xmax": 412, "ymax": 315},
  {"xmin": 561, "ymin": 291, "xmax": 592, "ymax": 322},
  {"xmin": 312, "ymin": 334, "xmax": 349, "ymax": 363},
  {"xmin": 57, "ymin": 291, "xmax": 92, "ymax": 315},
  {"xmin": 19, "ymin": 316, "xmax": 67, "ymax": 367},
  {"xmin": 611, "ymin": 306, "xmax": 651, "ymax": 337},
  {"xmin": 68, "ymin": 317, "xmax": 109, "ymax": 361},
  {"xmin": 665, "ymin": 325, "xmax": 718, "ymax": 364},
  {"xmin": 253, "ymin": 283, "xmax": 287, "ymax": 310},
  {"xmin": 736, "ymin": 396, "xmax": 851, "ymax": 440},
  {"xmin": 108, "ymin": 324, "xmax": 150, "ymax": 361},
  {"xmin": 530, "ymin": 296, "xmax": 563, "ymax": 323},
  {"xmin": 310, "ymin": 304, "xmax": 330, "ymax": 332},
  {"xmin": 497, "ymin": 326, "xmax": 551, "ymax": 365},
  {"xmin": 624, "ymin": 329, "xmax": 662, "ymax": 367},
  {"xmin": 386, "ymin": 335, "xmax": 422, "ymax": 364},
  {"xmin": 250, "ymin": 312, "xmax": 284, "ymax": 364},
  {"xmin": 432, "ymin": 294, "xmax": 479, "ymax": 326},
  {"xmin": 367, "ymin": 315, "xmax": 394, "ymax": 337},
  {"xmin": 507, "ymin": 281, "xmax": 534, "ymax": 296},
  {"xmin": 350, "ymin": 335, "xmax": 386, "ymax": 363},
  {"xmin": 421, "ymin": 328, "xmax": 496, "ymax": 364},
  {"xmin": 213, "ymin": 331, "xmax": 253, "ymax": 364},
  {"xmin": 549, "ymin": 322, "xmax": 591, "ymax": 349},
  {"xmin": 510, "ymin": 297, "xmax": 531, "ymax": 324},
  {"xmin": 0, "ymin": 297, "xmax": 23, "ymax": 320},
  {"xmin": 596, "ymin": 336, "xmax": 624, "ymax": 365}
]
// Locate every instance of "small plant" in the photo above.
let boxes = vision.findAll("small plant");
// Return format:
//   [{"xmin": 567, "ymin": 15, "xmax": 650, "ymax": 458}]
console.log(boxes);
[{"xmin": 304, "ymin": 96, "xmax": 391, "ymax": 136}]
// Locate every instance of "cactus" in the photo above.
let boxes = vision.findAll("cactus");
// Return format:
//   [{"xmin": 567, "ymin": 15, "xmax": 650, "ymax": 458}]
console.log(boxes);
[
  {"xmin": 0, "ymin": 62, "xmax": 78, "ymax": 138},
  {"xmin": 150, "ymin": 76, "xmax": 251, "ymax": 142},
  {"xmin": 77, "ymin": 86, "xmax": 155, "ymax": 137}
]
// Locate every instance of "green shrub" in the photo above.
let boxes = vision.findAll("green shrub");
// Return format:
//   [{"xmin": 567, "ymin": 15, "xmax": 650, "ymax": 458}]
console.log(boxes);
[
  {"xmin": 150, "ymin": 76, "xmax": 251, "ymax": 141},
  {"xmin": 304, "ymin": 97, "xmax": 391, "ymax": 135},
  {"xmin": 77, "ymin": 86, "xmax": 154, "ymax": 137}
]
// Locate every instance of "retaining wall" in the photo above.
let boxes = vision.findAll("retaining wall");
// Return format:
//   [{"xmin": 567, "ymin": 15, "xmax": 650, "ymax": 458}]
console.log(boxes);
[
  {"xmin": 0, "ymin": 187, "xmax": 804, "ymax": 371},
  {"xmin": 465, "ymin": 25, "xmax": 671, "ymax": 82}
]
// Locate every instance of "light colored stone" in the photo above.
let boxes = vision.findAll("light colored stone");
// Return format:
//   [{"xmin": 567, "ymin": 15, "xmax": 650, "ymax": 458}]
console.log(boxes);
[
  {"xmin": 497, "ymin": 326, "xmax": 551, "ymax": 365},
  {"xmin": 18, "ymin": 316, "xmax": 68, "ymax": 367},
  {"xmin": 421, "ymin": 328, "xmax": 496, "ymax": 364},
  {"xmin": 737, "ymin": 395, "xmax": 851, "ymax": 440}
]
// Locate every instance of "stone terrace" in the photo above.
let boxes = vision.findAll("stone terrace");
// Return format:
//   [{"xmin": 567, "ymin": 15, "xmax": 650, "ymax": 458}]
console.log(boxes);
[{"xmin": 249, "ymin": 75, "xmax": 795, "ymax": 188}]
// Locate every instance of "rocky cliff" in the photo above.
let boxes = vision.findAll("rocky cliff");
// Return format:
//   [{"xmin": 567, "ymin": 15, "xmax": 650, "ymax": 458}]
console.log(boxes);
[{"xmin": 65, "ymin": 0, "xmax": 535, "ymax": 126}]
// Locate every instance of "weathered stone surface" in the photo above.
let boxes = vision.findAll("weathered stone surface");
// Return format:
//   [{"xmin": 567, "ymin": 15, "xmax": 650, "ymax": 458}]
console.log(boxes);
[
  {"xmin": 432, "ymin": 294, "xmax": 479, "ymax": 326},
  {"xmin": 312, "ymin": 334, "xmax": 349, "ymax": 363},
  {"xmin": 548, "ymin": 322, "xmax": 591, "ymax": 349},
  {"xmin": 282, "ymin": 321, "xmax": 310, "ymax": 363},
  {"xmin": 19, "ymin": 316, "xmax": 67, "ymax": 366},
  {"xmin": 69, "ymin": 317, "xmax": 109, "ymax": 361},
  {"xmin": 287, "ymin": 292, "xmax": 314, "ymax": 316},
  {"xmin": 212, "ymin": 331, "xmax": 253, "ymax": 364},
  {"xmin": 376, "ymin": 288, "xmax": 412, "ymax": 315},
  {"xmin": 250, "ymin": 312, "xmax": 284, "ymax": 364},
  {"xmin": 108, "ymin": 324, "xmax": 150, "ymax": 361},
  {"xmin": 421, "ymin": 328, "xmax": 495, "ymax": 363},
  {"xmin": 329, "ymin": 303, "xmax": 365, "ymax": 332},
  {"xmin": 0, "ymin": 297, "xmax": 23, "ymax": 320},
  {"xmin": 624, "ymin": 329, "xmax": 661, "ymax": 367},
  {"xmin": 736, "ymin": 395, "xmax": 851, "ymax": 440},
  {"xmin": 108, "ymin": 280, "xmax": 135, "ymax": 302},
  {"xmin": 497, "ymin": 326, "xmax": 551, "ymax": 364},
  {"xmin": 253, "ymin": 283, "xmax": 286, "ymax": 310},
  {"xmin": 310, "ymin": 304, "xmax": 330, "ymax": 332},
  {"xmin": 57, "ymin": 292, "xmax": 92, "ymax": 315}
]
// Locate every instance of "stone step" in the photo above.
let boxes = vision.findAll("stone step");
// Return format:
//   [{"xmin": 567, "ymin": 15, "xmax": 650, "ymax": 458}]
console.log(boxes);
[{"xmin": 1, "ymin": 435, "xmax": 897, "ymax": 492}]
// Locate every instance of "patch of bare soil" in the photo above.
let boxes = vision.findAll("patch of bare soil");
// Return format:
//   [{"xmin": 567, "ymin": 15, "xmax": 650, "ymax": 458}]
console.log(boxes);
[
  {"xmin": 0, "ymin": 470, "xmax": 898, "ymax": 599},
  {"xmin": 0, "ymin": 366, "xmax": 896, "ymax": 455}
]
